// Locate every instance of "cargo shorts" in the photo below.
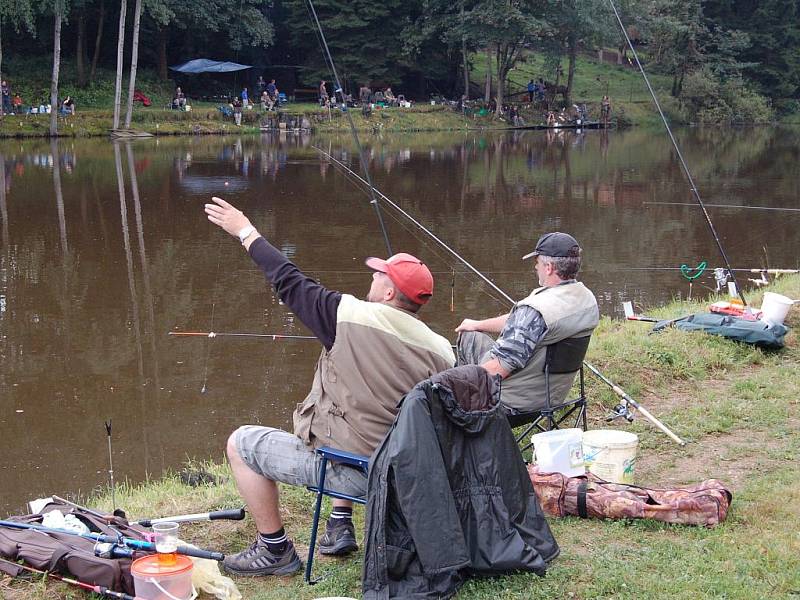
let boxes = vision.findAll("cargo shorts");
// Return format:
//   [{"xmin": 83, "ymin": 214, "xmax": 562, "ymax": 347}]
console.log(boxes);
[{"xmin": 233, "ymin": 425, "xmax": 367, "ymax": 499}]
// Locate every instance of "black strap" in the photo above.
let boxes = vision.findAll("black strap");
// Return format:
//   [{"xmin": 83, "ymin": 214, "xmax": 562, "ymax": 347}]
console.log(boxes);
[{"xmin": 577, "ymin": 480, "xmax": 588, "ymax": 518}]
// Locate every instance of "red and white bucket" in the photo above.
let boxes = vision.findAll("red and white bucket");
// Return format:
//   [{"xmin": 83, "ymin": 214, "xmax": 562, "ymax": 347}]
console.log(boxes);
[{"xmin": 131, "ymin": 554, "xmax": 196, "ymax": 600}]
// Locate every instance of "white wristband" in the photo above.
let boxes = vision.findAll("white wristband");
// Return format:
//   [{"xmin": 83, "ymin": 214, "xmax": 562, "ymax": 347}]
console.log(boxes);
[{"xmin": 237, "ymin": 225, "xmax": 256, "ymax": 243}]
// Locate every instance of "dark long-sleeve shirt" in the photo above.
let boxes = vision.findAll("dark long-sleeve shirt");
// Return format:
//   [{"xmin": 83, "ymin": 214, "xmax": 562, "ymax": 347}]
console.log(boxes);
[{"xmin": 248, "ymin": 237, "xmax": 341, "ymax": 351}]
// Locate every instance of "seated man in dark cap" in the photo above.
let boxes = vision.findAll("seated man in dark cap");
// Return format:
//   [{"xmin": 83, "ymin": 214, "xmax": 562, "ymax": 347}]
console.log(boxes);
[
  {"xmin": 455, "ymin": 232, "xmax": 599, "ymax": 414},
  {"xmin": 204, "ymin": 196, "xmax": 455, "ymax": 577}
]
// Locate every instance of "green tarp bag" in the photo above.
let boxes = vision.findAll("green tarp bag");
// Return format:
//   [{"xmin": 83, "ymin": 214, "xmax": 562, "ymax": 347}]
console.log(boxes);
[{"xmin": 652, "ymin": 312, "xmax": 788, "ymax": 349}]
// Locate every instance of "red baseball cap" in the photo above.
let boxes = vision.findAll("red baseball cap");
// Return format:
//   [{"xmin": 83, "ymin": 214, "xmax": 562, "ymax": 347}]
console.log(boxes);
[{"xmin": 365, "ymin": 252, "xmax": 434, "ymax": 305}]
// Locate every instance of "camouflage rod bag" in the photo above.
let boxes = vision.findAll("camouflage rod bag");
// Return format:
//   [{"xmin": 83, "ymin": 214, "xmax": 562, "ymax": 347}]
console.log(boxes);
[
  {"xmin": 0, "ymin": 498, "xmax": 149, "ymax": 593},
  {"xmin": 528, "ymin": 465, "xmax": 732, "ymax": 527}
]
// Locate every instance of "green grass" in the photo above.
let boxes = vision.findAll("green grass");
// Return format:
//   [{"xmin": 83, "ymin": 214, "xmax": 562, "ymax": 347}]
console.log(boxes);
[{"xmin": 3, "ymin": 276, "xmax": 795, "ymax": 598}]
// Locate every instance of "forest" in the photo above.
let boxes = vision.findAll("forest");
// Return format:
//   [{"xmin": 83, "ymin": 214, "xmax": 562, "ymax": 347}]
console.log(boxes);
[{"xmin": 1, "ymin": 0, "xmax": 798, "ymax": 127}]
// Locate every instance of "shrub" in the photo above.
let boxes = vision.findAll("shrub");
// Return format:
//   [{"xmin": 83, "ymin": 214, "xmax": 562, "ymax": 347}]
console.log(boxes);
[{"xmin": 680, "ymin": 67, "xmax": 773, "ymax": 124}]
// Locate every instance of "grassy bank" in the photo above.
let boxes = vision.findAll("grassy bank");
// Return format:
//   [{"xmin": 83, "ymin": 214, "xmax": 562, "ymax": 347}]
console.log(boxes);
[
  {"xmin": 4, "ymin": 276, "xmax": 798, "ymax": 599},
  {"xmin": 0, "ymin": 103, "xmax": 499, "ymax": 138},
  {"xmin": 0, "ymin": 52, "xmax": 676, "ymax": 138}
]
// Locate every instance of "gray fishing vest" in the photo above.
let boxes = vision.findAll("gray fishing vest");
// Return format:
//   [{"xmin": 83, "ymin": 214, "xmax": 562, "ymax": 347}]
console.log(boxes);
[{"xmin": 499, "ymin": 282, "xmax": 599, "ymax": 412}]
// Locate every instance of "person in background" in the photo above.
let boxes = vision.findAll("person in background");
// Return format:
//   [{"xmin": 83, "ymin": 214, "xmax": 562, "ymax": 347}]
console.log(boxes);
[
  {"xmin": 261, "ymin": 90, "xmax": 274, "ymax": 112},
  {"xmin": 455, "ymin": 232, "xmax": 598, "ymax": 415},
  {"xmin": 601, "ymin": 95, "xmax": 612, "ymax": 126},
  {"xmin": 527, "ymin": 79, "xmax": 535, "ymax": 102},
  {"xmin": 384, "ymin": 87, "xmax": 396, "ymax": 106},
  {"xmin": 173, "ymin": 87, "xmax": 186, "ymax": 110},
  {"xmin": 232, "ymin": 96, "xmax": 243, "ymax": 126},
  {"xmin": 256, "ymin": 76, "xmax": 266, "ymax": 96},
  {"xmin": 267, "ymin": 79, "xmax": 277, "ymax": 102},
  {"xmin": 242, "ymin": 87, "xmax": 249, "ymax": 108},
  {"xmin": 1, "ymin": 80, "xmax": 10, "ymax": 115},
  {"xmin": 359, "ymin": 83, "xmax": 372, "ymax": 105},
  {"xmin": 319, "ymin": 80, "xmax": 329, "ymax": 106},
  {"xmin": 203, "ymin": 196, "xmax": 454, "ymax": 577},
  {"xmin": 12, "ymin": 93, "xmax": 23, "ymax": 113},
  {"xmin": 61, "ymin": 95, "xmax": 75, "ymax": 115}
]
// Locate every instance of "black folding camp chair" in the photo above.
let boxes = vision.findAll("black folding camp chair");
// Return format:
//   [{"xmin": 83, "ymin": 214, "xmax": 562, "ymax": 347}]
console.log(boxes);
[{"xmin": 506, "ymin": 335, "xmax": 591, "ymax": 453}]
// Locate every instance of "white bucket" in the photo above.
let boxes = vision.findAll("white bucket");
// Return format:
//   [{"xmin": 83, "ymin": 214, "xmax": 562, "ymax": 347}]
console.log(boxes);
[
  {"xmin": 531, "ymin": 428, "xmax": 585, "ymax": 477},
  {"xmin": 761, "ymin": 292, "xmax": 795, "ymax": 326},
  {"xmin": 582, "ymin": 429, "xmax": 638, "ymax": 484}
]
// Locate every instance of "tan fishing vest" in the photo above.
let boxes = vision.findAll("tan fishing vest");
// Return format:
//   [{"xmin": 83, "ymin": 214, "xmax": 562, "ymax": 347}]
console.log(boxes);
[
  {"xmin": 499, "ymin": 282, "xmax": 599, "ymax": 412},
  {"xmin": 293, "ymin": 294, "xmax": 455, "ymax": 456}
]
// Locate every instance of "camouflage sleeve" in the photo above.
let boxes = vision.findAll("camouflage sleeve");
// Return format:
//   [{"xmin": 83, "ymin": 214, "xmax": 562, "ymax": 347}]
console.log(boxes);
[{"xmin": 489, "ymin": 305, "xmax": 547, "ymax": 373}]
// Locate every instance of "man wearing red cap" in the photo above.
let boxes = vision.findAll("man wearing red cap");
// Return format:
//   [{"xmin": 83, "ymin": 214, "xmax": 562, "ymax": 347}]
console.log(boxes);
[
  {"xmin": 204, "ymin": 197, "xmax": 454, "ymax": 577},
  {"xmin": 456, "ymin": 232, "xmax": 598, "ymax": 414}
]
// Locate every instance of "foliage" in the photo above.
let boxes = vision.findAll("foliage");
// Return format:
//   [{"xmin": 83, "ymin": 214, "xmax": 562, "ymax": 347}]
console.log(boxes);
[{"xmin": 680, "ymin": 67, "xmax": 773, "ymax": 124}]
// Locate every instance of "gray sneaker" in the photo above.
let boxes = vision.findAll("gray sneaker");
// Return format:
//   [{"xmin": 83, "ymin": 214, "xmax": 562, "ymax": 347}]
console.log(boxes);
[
  {"xmin": 318, "ymin": 520, "xmax": 358, "ymax": 556},
  {"xmin": 223, "ymin": 540, "xmax": 302, "ymax": 576}
]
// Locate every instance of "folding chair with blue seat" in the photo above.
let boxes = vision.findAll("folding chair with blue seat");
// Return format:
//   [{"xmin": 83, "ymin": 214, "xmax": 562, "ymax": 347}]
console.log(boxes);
[
  {"xmin": 505, "ymin": 335, "xmax": 591, "ymax": 453},
  {"xmin": 304, "ymin": 446, "xmax": 369, "ymax": 584}
]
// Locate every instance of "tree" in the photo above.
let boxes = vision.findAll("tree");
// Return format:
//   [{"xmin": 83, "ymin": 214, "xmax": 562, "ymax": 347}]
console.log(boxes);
[
  {"xmin": 112, "ymin": 0, "xmax": 127, "ymax": 130},
  {"xmin": 0, "ymin": 0, "xmax": 36, "ymax": 86},
  {"xmin": 283, "ymin": 0, "xmax": 418, "ymax": 89},
  {"xmin": 124, "ymin": 0, "xmax": 142, "ymax": 127},
  {"xmin": 89, "ymin": 0, "xmax": 105, "ymax": 81},
  {"xmin": 464, "ymin": 0, "xmax": 547, "ymax": 114},
  {"xmin": 544, "ymin": 0, "xmax": 615, "ymax": 105},
  {"xmin": 49, "ymin": 0, "xmax": 66, "ymax": 136}
]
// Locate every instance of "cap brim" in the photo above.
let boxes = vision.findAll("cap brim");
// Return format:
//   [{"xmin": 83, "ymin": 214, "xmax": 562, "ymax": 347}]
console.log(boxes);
[
  {"xmin": 365, "ymin": 257, "xmax": 389, "ymax": 272},
  {"xmin": 521, "ymin": 251, "xmax": 539, "ymax": 261}
]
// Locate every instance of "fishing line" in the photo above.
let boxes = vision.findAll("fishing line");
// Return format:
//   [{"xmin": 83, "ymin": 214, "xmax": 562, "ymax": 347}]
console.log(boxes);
[
  {"xmin": 644, "ymin": 201, "xmax": 800, "ymax": 212},
  {"xmin": 605, "ymin": 0, "xmax": 748, "ymax": 306},
  {"xmin": 305, "ymin": 0, "xmax": 393, "ymax": 255},
  {"xmin": 199, "ymin": 238, "xmax": 224, "ymax": 394},
  {"xmin": 323, "ymin": 153, "xmax": 512, "ymax": 308},
  {"xmin": 317, "ymin": 146, "xmax": 516, "ymax": 304}
]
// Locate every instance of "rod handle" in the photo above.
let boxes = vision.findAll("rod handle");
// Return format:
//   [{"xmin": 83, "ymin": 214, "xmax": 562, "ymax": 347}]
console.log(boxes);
[
  {"xmin": 634, "ymin": 404, "xmax": 686, "ymax": 446},
  {"xmin": 208, "ymin": 508, "xmax": 246, "ymax": 521},
  {"xmin": 177, "ymin": 545, "xmax": 224, "ymax": 561}
]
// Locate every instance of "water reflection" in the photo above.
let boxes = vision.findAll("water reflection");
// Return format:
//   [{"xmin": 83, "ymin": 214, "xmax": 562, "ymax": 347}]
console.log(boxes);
[{"xmin": 0, "ymin": 127, "xmax": 798, "ymax": 513}]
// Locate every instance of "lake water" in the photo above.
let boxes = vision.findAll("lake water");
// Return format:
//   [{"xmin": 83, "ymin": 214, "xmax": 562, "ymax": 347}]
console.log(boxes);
[{"xmin": 1, "ymin": 126, "xmax": 798, "ymax": 514}]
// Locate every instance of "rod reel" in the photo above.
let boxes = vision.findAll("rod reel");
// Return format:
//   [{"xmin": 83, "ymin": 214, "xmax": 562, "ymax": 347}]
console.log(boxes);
[{"xmin": 606, "ymin": 402, "xmax": 635, "ymax": 423}]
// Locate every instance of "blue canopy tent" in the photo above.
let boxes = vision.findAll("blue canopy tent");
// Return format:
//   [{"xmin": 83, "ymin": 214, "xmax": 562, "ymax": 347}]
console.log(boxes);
[
  {"xmin": 169, "ymin": 59, "xmax": 254, "ymax": 102},
  {"xmin": 169, "ymin": 59, "xmax": 253, "ymax": 73}
]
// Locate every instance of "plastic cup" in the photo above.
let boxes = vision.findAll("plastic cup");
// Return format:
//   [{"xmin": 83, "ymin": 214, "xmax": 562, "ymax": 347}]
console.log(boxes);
[{"xmin": 152, "ymin": 521, "xmax": 179, "ymax": 565}]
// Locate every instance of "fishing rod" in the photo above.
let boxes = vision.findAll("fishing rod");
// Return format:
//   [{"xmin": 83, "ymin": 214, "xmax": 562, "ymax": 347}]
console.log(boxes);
[
  {"xmin": 133, "ymin": 508, "xmax": 245, "ymax": 528},
  {"xmin": 0, "ymin": 520, "xmax": 224, "ymax": 561},
  {"xmin": 316, "ymin": 148, "xmax": 685, "ymax": 445},
  {"xmin": 0, "ymin": 556, "xmax": 143, "ymax": 600},
  {"xmin": 626, "ymin": 267, "xmax": 799, "ymax": 273},
  {"xmin": 104, "ymin": 420, "xmax": 117, "ymax": 513},
  {"xmin": 643, "ymin": 201, "xmax": 800, "ymax": 213},
  {"xmin": 604, "ymin": 0, "xmax": 747, "ymax": 308},
  {"xmin": 304, "ymin": 0, "xmax": 392, "ymax": 254},
  {"xmin": 50, "ymin": 495, "xmax": 246, "ymax": 528},
  {"xmin": 169, "ymin": 331, "xmax": 316, "ymax": 341},
  {"xmin": 585, "ymin": 363, "xmax": 685, "ymax": 445}
]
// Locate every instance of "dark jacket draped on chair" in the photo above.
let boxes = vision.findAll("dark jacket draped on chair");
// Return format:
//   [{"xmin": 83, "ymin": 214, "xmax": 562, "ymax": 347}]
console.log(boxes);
[{"xmin": 362, "ymin": 365, "xmax": 559, "ymax": 599}]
